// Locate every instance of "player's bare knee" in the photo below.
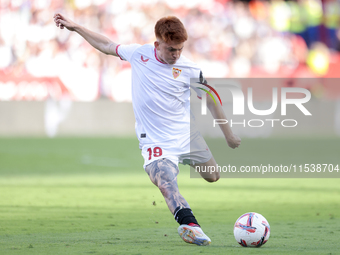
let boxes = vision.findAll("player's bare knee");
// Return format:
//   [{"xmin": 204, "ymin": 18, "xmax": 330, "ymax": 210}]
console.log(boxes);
[
  {"xmin": 145, "ymin": 158, "xmax": 179, "ymax": 184},
  {"xmin": 214, "ymin": 172, "xmax": 220, "ymax": 182},
  {"xmin": 205, "ymin": 172, "xmax": 220, "ymax": 183},
  {"xmin": 205, "ymin": 177, "xmax": 219, "ymax": 183}
]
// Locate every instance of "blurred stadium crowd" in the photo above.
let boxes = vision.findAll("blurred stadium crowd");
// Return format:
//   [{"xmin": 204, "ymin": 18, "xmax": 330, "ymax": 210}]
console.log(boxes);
[{"xmin": 0, "ymin": 0, "xmax": 339, "ymax": 101}]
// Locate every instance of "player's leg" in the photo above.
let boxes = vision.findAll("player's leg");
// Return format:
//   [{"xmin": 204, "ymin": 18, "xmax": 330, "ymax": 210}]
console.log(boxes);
[
  {"xmin": 186, "ymin": 133, "xmax": 220, "ymax": 183},
  {"xmin": 191, "ymin": 155, "xmax": 220, "ymax": 183},
  {"xmin": 145, "ymin": 158, "xmax": 211, "ymax": 245},
  {"xmin": 145, "ymin": 158, "xmax": 189, "ymax": 213}
]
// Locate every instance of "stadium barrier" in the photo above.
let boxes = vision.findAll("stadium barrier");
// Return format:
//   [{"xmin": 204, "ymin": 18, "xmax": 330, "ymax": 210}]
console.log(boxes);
[
  {"xmin": 0, "ymin": 100, "xmax": 135, "ymax": 137},
  {"xmin": 1, "ymin": 99, "xmax": 339, "ymax": 137}
]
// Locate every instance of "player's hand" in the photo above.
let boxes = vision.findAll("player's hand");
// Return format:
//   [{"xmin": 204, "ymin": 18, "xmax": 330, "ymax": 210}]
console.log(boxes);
[
  {"xmin": 226, "ymin": 134, "xmax": 241, "ymax": 149},
  {"xmin": 53, "ymin": 13, "xmax": 77, "ymax": 31}
]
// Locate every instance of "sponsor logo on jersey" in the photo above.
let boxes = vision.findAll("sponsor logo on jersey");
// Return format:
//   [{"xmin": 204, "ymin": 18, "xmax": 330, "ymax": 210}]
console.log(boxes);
[
  {"xmin": 172, "ymin": 68, "xmax": 182, "ymax": 79},
  {"xmin": 140, "ymin": 55, "xmax": 149, "ymax": 64}
]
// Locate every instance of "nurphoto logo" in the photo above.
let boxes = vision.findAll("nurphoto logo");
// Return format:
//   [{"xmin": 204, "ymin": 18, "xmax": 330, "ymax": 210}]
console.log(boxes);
[{"xmin": 198, "ymin": 81, "xmax": 312, "ymax": 128}]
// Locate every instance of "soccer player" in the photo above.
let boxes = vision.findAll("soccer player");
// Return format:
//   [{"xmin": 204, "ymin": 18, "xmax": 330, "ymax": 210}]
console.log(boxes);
[{"xmin": 54, "ymin": 14, "xmax": 241, "ymax": 246}]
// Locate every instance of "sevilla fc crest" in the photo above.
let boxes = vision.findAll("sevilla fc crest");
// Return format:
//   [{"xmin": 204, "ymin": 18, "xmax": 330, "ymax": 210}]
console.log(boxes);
[{"xmin": 172, "ymin": 68, "xmax": 182, "ymax": 79}]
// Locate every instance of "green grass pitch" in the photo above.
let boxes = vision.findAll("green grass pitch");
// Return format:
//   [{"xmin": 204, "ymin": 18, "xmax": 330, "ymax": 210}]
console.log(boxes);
[{"xmin": 0, "ymin": 137, "xmax": 339, "ymax": 255}]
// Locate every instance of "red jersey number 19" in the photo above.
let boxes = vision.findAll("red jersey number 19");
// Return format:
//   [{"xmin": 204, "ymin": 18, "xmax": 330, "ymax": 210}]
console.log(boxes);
[{"xmin": 147, "ymin": 147, "xmax": 163, "ymax": 160}]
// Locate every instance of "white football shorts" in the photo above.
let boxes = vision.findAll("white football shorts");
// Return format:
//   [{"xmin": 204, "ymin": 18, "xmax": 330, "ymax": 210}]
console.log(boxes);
[{"xmin": 141, "ymin": 132, "xmax": 212, "ymax": 169}]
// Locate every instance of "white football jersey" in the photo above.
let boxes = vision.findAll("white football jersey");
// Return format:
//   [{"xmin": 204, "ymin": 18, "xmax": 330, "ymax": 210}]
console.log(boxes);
[{"xmin": 116, "ymin": 44, "xmax": 203, "ymax": 149}]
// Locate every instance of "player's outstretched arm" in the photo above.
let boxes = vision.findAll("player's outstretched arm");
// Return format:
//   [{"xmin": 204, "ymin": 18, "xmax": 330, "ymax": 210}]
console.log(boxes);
[
  {"xmin": 206, "ymin": 95, "xmax": 241, "ymax": 149},
  {"xmin": 53, "ymin": 13, "xmax": 118, "ymax": 56}
]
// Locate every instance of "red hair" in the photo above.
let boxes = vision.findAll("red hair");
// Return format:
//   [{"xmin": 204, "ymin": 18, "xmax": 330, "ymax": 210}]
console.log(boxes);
[{"xmin": 155, "ymin": 16, "xmax": 188, "ymax": 44}]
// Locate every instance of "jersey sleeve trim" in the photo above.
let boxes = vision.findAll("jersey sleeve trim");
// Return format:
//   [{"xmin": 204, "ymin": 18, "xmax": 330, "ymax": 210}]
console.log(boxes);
[
  {"xmin": 197, "ymin": 89, "xmax": 213, "ymax": 100},
  {"xmin": 116, "ymin": 44, "xmax": 124, "ymax": 60}
]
